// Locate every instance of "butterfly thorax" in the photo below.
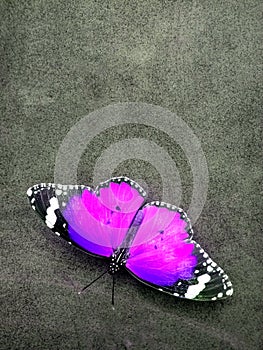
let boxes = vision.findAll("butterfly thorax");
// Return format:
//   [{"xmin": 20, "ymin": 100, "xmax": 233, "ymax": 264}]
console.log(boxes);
[
  {"xmin": 108, "ymin": 212, "xmax": 144, "ymax": 275},
  {"xmin": 109, "ymin": 248, "xmax": 129, "ymax": 275}
]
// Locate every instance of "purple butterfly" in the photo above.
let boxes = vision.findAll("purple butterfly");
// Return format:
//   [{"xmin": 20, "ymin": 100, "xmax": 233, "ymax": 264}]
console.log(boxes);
[{"xmin": 27, "ymin": 177, "xmax": 233, "ymax": 302}]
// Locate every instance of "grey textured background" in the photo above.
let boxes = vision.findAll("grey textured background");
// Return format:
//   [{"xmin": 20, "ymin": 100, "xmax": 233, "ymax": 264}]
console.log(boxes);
[{"xmin": 1, "ymin": 1, "xmax": 262, "ymax": 349}]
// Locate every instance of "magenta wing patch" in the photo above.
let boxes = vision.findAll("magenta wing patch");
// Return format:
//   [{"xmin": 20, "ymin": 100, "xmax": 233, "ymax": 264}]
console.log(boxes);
[
  {"xmin": 126, "ymin": 203, "xmax": 197, "ymax": 286},
  {"xmin": 98, "ymin": 180, "xmax": 145, "ymax": 213},
  {"xmin": 62, "ymin": 178, "xmax": 145, "ymax": 257}
]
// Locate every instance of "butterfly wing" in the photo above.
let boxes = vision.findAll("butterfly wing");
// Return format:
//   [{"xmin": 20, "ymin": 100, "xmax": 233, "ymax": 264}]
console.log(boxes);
[
  {"xmin": 27, "ymin": 183, "xmax": 73, "ymax": 240},
  {"xmin": 27, "ymin": 177, "xmax": 146, "ymax": 258},
  {"xmin": 125, "ymin": 202, "xmax": 233, "ymax": 301}
]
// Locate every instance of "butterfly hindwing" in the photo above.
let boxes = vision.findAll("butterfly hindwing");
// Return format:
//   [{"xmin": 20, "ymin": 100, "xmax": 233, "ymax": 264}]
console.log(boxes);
[
  {"xmin": 95, "ymin": 176, "xmax": 146, "ymax": 213},
  {"xmin": 125, "ymin": 202, "xmax": 233, "ymax": 301},
  {"xmin": 63, "ymin": 177, "xmax": 146, "ymax": 257}
]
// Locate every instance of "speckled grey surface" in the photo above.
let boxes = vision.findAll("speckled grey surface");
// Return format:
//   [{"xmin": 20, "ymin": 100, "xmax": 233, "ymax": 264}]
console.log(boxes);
[{"xmin": 1, "ymin": 1, "xmax": 262, "ymax": 349}]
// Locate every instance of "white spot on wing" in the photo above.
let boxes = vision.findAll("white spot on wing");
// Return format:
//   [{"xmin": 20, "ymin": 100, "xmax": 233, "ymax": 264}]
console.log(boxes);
[
  {"xmin": 184, "ymin": 274, "xmax": 211, "ymax": 299},
  {"xmin": 27, "ymin": 188, "xmax": 33, "ymax": 197},
  {"xmin": 226, "ymin": 289, "xmax": 233, "ymax": 296},
  {"xmin": 45, "ymin": 197, "xmax": 59, "ymax": 229}
]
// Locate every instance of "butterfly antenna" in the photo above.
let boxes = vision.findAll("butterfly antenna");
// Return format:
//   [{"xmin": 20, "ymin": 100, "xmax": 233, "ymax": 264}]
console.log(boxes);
[
  {"xmin": 78, "ymin": 270, "xmax": 108, "ymax": 294},
  {"xmin": 112, "ymin": 275, "xmax": 116, "ymax": 310}
]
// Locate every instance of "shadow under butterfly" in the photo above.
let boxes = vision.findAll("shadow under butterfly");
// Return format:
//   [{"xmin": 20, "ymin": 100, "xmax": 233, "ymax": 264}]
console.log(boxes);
[{"xmin": 26, "ymin": 176, "xmax": 233, "ymax": 306}]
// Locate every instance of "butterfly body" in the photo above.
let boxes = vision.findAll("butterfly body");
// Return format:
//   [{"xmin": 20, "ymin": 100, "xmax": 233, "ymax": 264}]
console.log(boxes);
[
  {"xmin": 109, "ymin": 249, "xmax": 128, "ymax": 275},
  {"xmin": 27, "ymin": 177, "xmax": 233, "ymax": 301}
]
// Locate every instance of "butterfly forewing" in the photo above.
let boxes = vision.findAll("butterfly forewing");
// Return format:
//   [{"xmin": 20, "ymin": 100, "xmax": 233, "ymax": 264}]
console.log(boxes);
[
  {"xmin": 27, "ymin": 177, "xmax": 146, "ymax": 258},
  {"xmin": 125, "ymin": 201, "xmax": 233, "ymax": 301},
  {"xmin": 182, "ymin": 240, "xmax": 233, "ymax": 301}
]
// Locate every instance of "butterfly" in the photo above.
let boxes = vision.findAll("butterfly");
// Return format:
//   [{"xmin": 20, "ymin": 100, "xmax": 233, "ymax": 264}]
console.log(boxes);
[{"xmin": 27, "ymin": 176, "xmax": 233, "ymax": 302}]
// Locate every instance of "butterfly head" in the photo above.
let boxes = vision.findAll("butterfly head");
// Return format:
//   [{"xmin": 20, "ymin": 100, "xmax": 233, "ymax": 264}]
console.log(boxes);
[{"xmin": 109, "ymin": 250, "xmax": 127, "ymax": 275}]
